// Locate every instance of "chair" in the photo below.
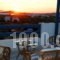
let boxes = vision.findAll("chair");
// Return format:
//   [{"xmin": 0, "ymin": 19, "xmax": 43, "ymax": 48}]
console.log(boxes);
[
  {"xmin": 16, "ymin": 42, "xmax": 24, "ymax": 60},
  {"xmin": 49, "ymin": 36, "xmax": 55, "ymax": 45},
  {"xmin": 0, "ymin": 46, "xmax": 11, "ymax": 60},
  {"xmin": 48, "ymin": 36, "xmax": 58, "ymax": 47},
  {"xmin": 16, "ymin": 42, "xmax": 39, "ymax": 60},
  {"xmin": 40, "ymin": 48, "xmax": 57, "ymax": 60},
  {"xmin": 16, "ymin": 42, "xmax": 32, "ymax": 60}
]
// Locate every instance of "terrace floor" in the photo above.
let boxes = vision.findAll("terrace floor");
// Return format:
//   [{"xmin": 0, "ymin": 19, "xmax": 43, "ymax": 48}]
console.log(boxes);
[{"xmin": 0, "ymin": 39, "xmax": 42, "ymax": 60}]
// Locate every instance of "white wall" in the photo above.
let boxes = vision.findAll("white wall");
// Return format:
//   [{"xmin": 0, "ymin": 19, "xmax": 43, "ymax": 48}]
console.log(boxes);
[{"xmin": 41, "ymin": 23, "xmax": 55, "ymax": 36}]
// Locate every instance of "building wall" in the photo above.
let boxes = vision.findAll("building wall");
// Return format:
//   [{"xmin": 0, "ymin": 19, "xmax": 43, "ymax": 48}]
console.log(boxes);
[{"xmin": 41, "ymin": 23, "xmax": 55, "ymax": 36}]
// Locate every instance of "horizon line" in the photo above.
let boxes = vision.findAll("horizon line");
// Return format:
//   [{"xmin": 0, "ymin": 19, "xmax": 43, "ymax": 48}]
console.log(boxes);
[{"xmin": 0, "ymin": 10, "xmax": 56, "ymax": 14}]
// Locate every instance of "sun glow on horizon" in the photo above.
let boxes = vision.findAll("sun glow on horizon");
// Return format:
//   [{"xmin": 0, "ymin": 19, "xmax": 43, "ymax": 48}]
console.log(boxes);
[{"xmin": 0, "ymin": 0, "xmax": 57, "ymax": 13}]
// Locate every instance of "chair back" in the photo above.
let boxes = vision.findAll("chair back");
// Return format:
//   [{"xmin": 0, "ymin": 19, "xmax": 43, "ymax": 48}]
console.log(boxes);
[{"xmin": 0, "ymin": 46, "xmax": 11, "ymax": 60}]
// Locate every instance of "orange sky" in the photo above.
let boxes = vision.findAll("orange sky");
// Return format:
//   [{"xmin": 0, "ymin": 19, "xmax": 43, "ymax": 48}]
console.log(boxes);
[{"xmin": 0, "ymin": 0, "xmax": 57, "ymax": 13}]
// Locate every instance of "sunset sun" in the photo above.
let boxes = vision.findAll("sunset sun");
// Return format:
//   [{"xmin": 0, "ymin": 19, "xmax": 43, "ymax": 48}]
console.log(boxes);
[{"xmin": 11, "ymin": 3, "xmax": 21, "ymax": 12}]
